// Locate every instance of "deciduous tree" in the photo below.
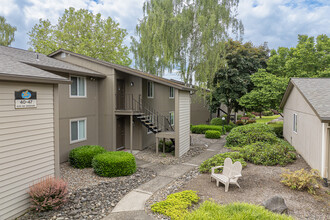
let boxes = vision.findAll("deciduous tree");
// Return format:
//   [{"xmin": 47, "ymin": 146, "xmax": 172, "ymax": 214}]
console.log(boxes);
[
  {"xmin": 28, "ymin": 8, "xmax": 131, "ymax": 66},
  {"xmin": 131, "ymin": 0, "xmax": 243, "ymax": 85},
  {"xmin": 210, "ymin": 40, "xmax": 269, "ymax": 123},
  {"xmin": 0, "ymin": 16, "xmax": 16, "ymax": 46}
]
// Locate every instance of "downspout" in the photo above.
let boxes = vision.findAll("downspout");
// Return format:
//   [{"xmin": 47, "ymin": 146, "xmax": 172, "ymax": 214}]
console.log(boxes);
[{"xmin": 321, "ymin": 123, "xmax": 329, "ymax": 187}]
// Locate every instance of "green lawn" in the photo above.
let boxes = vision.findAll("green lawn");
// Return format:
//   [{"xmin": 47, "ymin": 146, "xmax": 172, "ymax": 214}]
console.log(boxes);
[{"xmin": 255, "ymin": 115, "xmax": 280, "ymax": 124}]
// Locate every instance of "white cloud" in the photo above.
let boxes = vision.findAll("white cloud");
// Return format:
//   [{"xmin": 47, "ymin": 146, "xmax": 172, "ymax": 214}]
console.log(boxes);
[
  {"xmin": 0, "ymin": 0, "xmax": 19, "ymax": 16},
  {"xmin": 238, "ymin": 0, "xmax": 330, "ymax": 49}
]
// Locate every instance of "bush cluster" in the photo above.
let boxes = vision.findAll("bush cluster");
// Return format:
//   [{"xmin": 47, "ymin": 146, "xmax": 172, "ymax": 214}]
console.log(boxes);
[
  {"xmin": 29, "ymin": 177, "xmax": 68, "ymax": 212},
  {"xmin": 210, "ymin": 117, "xmax": 226, "ymax": 126},
  {"xmin": 191, "ymin": 125, "xmax": 225, "ymax": 134},
  {"xmin": 226, "ymin": 123, "xmax": 277, "ymax": 149},
  {"xmin": 186, "ymin": 201, "xmax": 293, "ymax": 220},
  {"xmin": 235, "ymin": 120, "xmax": 245, "ymax": 126},
  {"xmin": 246, "ymin": 112, "xmax": 256, "ymax": 119},
  {"xmin": 158, "ymin": 139, "xmax": 174, "ymax": 153},
  {"xmin": 262, "ymin": 110, "xmax": 274, "ymax": 116},
  {"xmin": 240, "ymin": 141, "xmax": 296, "ymax": 166},
  {"xmin": 199, "ymin": 152, "xmax": 247, "ymax": 173},
  {"xmin": 151, "ymin": 190, "xmax": 199, "ymax": 220},
  {"xmin": 69, "ymin": 145, "xmax": 106, "ymax": 169},
  {"xmin": 268, "ymin": 122, "xmax": 283, "ymax": 138},
  {"xmin": 92, "ymin": 151, "xmax": 136, "ymax": 177},
  {"xmin": 281, "ymin": 169, "xmax": 321, "ymax": 194},
  {"xmin": 237, "ymin": 114, "xmax": 243, "ymax": 120},
  {"xmin": 205, "ymin": 130, "xmax": 221, "ymax": 139}
]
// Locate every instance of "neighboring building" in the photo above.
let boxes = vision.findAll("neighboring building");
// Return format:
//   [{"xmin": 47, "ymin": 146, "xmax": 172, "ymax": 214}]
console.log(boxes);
[
  {"xmin": 280, "ymin": 78, "xmax": 330, "ymax": 183},
  {"xmin": 0, "ymin": 48, "xmax": 74, "ymax": 219},
  {"xmin": 0, "ymin": 46, "xmax": 193, "ymax": 219}
]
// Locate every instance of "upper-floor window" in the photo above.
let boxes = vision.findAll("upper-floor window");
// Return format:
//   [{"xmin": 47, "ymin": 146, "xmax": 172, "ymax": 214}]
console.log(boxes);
[
  {"xmin": 147, "ymin": 81, "xmax": 154, "ymax": 98},
  {"xmin": 70, "ymin": 76, "xmax": 86, "ymax": 97},
  {"xmin": 169, "ymin": 111, "xmax": 175, "ymax": 126},
  {"xmin": 169, "ymin": 87, "xmax": 174, "ymax": 99},
  {"xmin": 70, "ymin": 118, "xmax": 87, "ymax": 143},
  {"xmin": 293, "ymin": 113, "xmax": 297, "ymax": 133}
]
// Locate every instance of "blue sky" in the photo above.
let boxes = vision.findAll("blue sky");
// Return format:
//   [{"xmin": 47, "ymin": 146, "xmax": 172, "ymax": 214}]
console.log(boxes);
[{"xmin": 1, "ymin": 0, "xmax": 329, "ymax": 79}]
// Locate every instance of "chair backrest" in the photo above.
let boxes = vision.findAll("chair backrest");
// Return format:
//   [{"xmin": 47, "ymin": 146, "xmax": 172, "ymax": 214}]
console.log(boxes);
[
  {"xmin": 222, "ymin": 158, "xmax": 242, "ymax": 178},
  {"xmin": 222, "ymin": 157, "xmax": 233, "ymax": 176}
]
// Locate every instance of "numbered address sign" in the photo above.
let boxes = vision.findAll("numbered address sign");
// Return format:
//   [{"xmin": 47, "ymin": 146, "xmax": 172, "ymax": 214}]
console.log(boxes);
[{"xmin": 15, "ymin": 90, "xmax": 37, "ymax": 109}]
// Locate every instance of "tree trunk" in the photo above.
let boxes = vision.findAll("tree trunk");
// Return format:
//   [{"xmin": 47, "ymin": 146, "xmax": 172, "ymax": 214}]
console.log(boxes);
[
  {"xmin": 260, "ymin": 112, "xmax": 262, "ymax": 118},
  {"xmin": 226, "ymin": 106, "xmax": 232, "ymax": 124}
]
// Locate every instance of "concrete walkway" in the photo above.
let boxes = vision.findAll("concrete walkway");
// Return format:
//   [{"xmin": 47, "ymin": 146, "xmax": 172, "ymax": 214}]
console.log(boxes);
[{"xmin": 104, "ymin": 139, "xmax": 226, "ymax": 220}]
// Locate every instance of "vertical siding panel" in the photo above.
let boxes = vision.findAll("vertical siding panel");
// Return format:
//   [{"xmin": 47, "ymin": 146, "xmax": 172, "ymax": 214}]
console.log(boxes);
[
  {"xmin": 178, "ymin": 91, "xmax": 191, "ymax": 157},
  {"xmin": 0, "ymin": 82, "xmax": 55, "ymax": 220}
]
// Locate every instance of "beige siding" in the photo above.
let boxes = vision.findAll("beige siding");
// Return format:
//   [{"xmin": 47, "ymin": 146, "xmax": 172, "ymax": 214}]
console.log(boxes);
[
  {"xmin": 177, "ymin": 91, "xmax": 191, "ymax": 157},
  {"xmin": 0, "ymin": 82, "xmax": 55, "ymax": 220},
  {"xmin": 283, "ymin": 86, "xmax": 322, "ymax": 172},
  {"xmin": 190, "ymin": 93, "xmax": 212, "ymax": 125}
]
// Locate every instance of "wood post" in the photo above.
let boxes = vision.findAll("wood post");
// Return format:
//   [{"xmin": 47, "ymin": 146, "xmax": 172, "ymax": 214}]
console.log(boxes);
[{"xmin": 130, "ymin": 115, "xmax": 133, "ymax": 154}]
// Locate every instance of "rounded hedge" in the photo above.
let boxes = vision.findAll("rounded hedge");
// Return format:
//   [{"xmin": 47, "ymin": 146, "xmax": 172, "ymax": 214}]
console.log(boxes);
[
  {"xmin": 240, "ymin": 141, "xmax": 296, "ymax": 166},
  {"xmin": 226, "ymin": 123, "xmax": 277, "ymax": 149},
  {"xmin": 92, "ymin": 151, "xmax": 136, "ymax": 177},
  {"xmin": 69, "ymin": 145, "xmax": 106, "ymax": 169},
  {"xmin": 191, "ymin": 125, "xmax": 225, "ymax": 134},
  {"xmin": 210, "ymin": 118, "xmax": 226, "ymax": 126},
  {"xmin": 205, "ymin": 130, "xmax": 221, "ymax": 139}
]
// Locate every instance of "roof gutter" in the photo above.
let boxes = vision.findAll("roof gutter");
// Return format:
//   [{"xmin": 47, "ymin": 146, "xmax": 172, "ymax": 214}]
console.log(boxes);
[{"xmin": 0, "ymin": 73, "xmax": 71, "ymax": 84}]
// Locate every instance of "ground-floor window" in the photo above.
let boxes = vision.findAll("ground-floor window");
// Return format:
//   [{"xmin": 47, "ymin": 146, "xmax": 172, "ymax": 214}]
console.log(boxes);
[
  {"xmin": 70, "ymin": 118, "xmax": 87, "ymax": 143},
  {"xmin": 293, "ymin": 113, "xmax": 297, "ymax": 133}
]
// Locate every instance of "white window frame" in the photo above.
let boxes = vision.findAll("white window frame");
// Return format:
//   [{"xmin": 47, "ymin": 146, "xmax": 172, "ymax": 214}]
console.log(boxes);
[
  {"xmin": 147, "ymin": 81, "xmax": 154, "ymax": 98},
  {"xmin": 70, "ymin": 75, "xmax": 87, "ymax": 98},
  {"xmin": 293, "ymin": 113, "xmax": 297, "ymax": 133},
  {"xmin": 169, "ymin": 87, "xmax": 174, "ymax": 99},
  {"xmin": 70, "ymin": 118, "xmax": 87, "ymax": 144},
  {"xmin": 169, "ymin": 111, "xmax": 175, "ymax": 126}
]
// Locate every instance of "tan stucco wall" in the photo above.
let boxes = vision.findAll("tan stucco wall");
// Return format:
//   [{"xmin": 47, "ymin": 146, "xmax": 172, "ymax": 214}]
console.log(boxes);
[
  {"xmin": 58, "ymin": 78, "xmax": 99, "ymax": 162},
  {"xmin": 190, "ymin": 93, "xmax": 211, "ymax": 125},
  {"xmin": 141, "ymin": 79, "xmax": 175, "ymax": 148},
  {"xmin": 283, "ymin": 86, "xmax": 323, "ymax": 172}
]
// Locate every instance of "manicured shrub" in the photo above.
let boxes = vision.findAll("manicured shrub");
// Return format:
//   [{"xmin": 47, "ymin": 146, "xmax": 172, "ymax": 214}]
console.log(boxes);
[
  {"xmin": 224, "ymin": 124, "xmax": 235, "ymax": 132},
  {"xmin": 29, "ymin": 177, "xmax": 68, "ymax": 212},
  {"xmin": 210, "ymin": 117, "xmax": 226, "ymax": 126},
  {"xmin": 268, "ymin": 122, "xmax": 283, "ymax": 138},
  {"xmin": 69, "ymin": 145, "xmax": 106, "ymax": 169},
  {"xmin": 226, "ymin": 123, "xmax": 277, "ymax": 149},
  {"xmin": 262, "ymin": 110, "xmax": 274, "ymax": 116},
  {"xmin": 151, "ymin": 190, "xmax": 199, "ymax": 220},
  {"xmin": 246, "ymin": 112, "xmax": 256, "ymax": 119},
  {"xmin": 158, "ymin": 139, "xmax": 174, "ymax": 153},
  {"xmin": 235, "ymin": 120, "xmax": 244, "ymax": 126},
  {"xmin": 186, "ymin": 201, "xmax": 293, "ymax": 220},
  {"xmin": 281, "ymin": 169, "xmax": 321, "ymax": 194},
  {"xmin": 92, "ymin": 151, "xmax": 136, "ymax": 177},
  {"xmin": 191, "ymin": 125, "xmax": 225, "ymax": 134},
  {"xmin": 246, "ymin": 119, "xmax": 256, "ymax": 124},
  {"xmin": 199, "ymin": 152, "xmax": 247, "ymax": 173},
  {"xmin": 240, "ymin": 141, "xmax": 296, "ymax": 166},
  {"xmin": 205, "ymin": 130, "xmax": 221, "ymax": 139}
]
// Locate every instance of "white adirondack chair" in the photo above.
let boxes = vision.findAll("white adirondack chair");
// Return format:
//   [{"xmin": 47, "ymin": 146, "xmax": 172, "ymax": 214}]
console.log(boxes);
[{"xmin": 210, "ymin": 157, "xmax": 242, "ymax": 192}]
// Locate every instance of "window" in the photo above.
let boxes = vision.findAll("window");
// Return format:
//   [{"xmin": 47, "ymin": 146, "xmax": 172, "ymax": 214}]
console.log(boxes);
[
  {"xmin": 169, "ymin": 87, "xmax": 174, "ymax": 99},
  {"xmin": 70, "ymin": 118, "xmax": 86, "ymax": 143},
  {"xmin": 293, "ymin": 113, "xmax": 297, "ymax": 133},
  {"xmin": 169, "ymin": 111, "xmax": 175, "ymax": 126},
  {"xmin": 147, "ymin": 81, "xmax": 154, "ymax": 98},
  {"xmin": 70, "ymin": 76, "xmax": 86, "ymax": 97}
]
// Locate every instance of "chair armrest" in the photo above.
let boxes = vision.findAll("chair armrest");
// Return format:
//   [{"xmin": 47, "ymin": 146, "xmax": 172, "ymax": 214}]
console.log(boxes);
[
  {"xmin": 230, "ymin": 174, "xmax": 242, "ymax": 179},
  {"xmin": 211, "ymin": 166, "xmax": 224, "ymax": 173}
]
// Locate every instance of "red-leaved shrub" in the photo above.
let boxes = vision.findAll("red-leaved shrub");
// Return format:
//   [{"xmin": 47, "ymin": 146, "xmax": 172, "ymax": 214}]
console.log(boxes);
[{"xmin": 28, "ymin": 176, "xmax": 68, "ymax": 212}]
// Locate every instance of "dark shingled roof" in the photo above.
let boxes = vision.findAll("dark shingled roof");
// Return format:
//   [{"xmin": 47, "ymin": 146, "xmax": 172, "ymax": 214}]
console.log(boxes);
[
  {"xmin": 0, "ymin": 46, "xmax": 105, "ymax": 82},
  {"xmin": 281, "ymin": 78, "xmax": 330, "ymax": 121},
  {"xmin": 49, "ymin": 49, "xmax": 194, "ymax": 91}
]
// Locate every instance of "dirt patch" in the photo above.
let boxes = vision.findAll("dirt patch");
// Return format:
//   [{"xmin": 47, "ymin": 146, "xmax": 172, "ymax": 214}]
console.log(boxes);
[{"xmin": 179, "ymin": 156, "xmax": 330, "ymax": 219}]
